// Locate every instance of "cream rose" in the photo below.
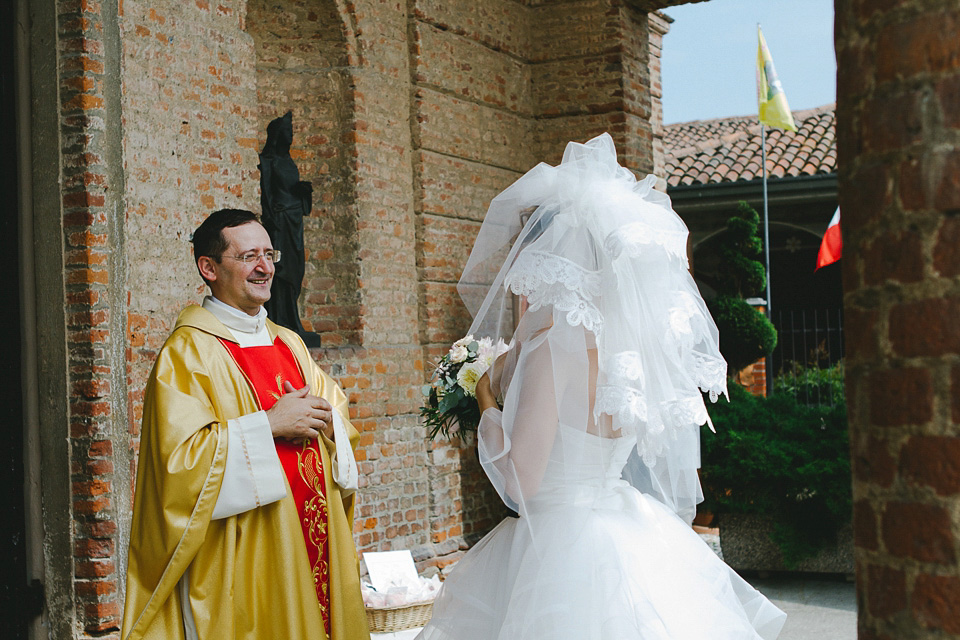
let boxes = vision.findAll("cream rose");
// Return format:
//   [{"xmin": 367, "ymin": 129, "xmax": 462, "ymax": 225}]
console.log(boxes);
[
  {"xmin": 449, "ymin": 344, "xmax": 469, "ymax": 363},
  {"xmin": 456, "ymin": 361, "xmax": 485, "ymax": 397},
  {"xmin": 449, "ymin": 334, "xmax": 475, "ymax": 363}
]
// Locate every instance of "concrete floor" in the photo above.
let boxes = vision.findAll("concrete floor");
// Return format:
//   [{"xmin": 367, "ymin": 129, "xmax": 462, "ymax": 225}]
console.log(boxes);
[{"xmin": 749, "ymin": 574, "xmax": 857, "ymax": 640}]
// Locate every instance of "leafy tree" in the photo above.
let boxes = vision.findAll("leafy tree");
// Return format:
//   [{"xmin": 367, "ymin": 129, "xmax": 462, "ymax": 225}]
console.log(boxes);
[{"xmin": 707, "ymin": 201, "xmax": 777, "ymax": 374}]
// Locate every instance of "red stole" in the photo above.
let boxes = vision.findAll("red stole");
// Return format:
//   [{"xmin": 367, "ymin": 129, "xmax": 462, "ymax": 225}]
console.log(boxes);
[{"xmin": 219, "ymin": 336, "xmax": 331, "ymax": 635}]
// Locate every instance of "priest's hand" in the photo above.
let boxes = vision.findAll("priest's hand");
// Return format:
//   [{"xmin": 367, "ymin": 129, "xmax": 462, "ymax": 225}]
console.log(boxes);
[{"xmin": 267, "ymin": 381, "xmax": 335, "ymax": 441}]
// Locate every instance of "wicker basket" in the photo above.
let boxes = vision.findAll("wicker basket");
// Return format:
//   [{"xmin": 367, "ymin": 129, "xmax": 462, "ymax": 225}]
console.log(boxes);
[{"xmin": 365, "ymin": 601, "xmax": 434, "ymax": 633}]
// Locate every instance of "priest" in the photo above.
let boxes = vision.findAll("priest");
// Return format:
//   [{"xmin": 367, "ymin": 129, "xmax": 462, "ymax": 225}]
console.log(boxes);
[{"xmin": 121, "ymin": 209, "xmax": 370, "ymax": 640}]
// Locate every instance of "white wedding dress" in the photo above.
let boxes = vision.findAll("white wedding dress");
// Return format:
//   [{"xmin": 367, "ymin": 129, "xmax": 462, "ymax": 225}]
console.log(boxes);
[
  {"xmin": 418, "ymin": 418, "xmax": 786, "ymax": 640},
  {"xmin": 417, "ymin": 133, "xmax": 786, "ymax": 639}
]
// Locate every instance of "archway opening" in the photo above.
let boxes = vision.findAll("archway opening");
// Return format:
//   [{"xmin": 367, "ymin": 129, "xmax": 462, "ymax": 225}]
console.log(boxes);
[
  {"xmin": 247, "ymin": 0, "xmax": 360, "ymax": 347},
  {"xmin": 693, "ymin": 222, "xmax": 844, "ymax": 380}
]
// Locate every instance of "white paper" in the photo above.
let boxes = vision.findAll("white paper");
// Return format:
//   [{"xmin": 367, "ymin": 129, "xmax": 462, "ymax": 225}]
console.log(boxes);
[{"xmin": 363, "ymin": 550, "xmax": 421, "ymax": 593}]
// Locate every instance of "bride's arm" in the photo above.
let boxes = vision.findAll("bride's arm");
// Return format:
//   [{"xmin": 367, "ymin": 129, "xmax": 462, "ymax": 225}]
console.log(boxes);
[
  {"xmin": 476, "ymin": 370, "xmax": 498, "ymax": 413},
  {"xmin": 478, "ymin": 340, "xmax": 559, "ymax": 506}
]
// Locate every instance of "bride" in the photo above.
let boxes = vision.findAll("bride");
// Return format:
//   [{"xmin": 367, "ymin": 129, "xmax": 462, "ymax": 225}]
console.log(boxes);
[{"xmin": 416, "ymin": 133, "xmax": 787, "ymax": 640}]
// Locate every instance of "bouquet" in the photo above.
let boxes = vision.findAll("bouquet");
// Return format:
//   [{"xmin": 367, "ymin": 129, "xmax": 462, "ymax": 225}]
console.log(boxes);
[{"xmin": 421, "ymin": 335, "xmax": 509, "ymax": 440}]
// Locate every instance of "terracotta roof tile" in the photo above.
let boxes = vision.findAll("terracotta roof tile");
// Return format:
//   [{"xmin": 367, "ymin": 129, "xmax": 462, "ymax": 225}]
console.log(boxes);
[{"xmin": 664, "ymin": 104, "xmax": 836, "ymax": 186}]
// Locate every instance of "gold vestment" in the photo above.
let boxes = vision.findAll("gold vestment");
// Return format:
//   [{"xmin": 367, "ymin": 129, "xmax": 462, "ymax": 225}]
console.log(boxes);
[{"xmin": 121, "ymin": 305, "xmax": 370, "ymax": 640}]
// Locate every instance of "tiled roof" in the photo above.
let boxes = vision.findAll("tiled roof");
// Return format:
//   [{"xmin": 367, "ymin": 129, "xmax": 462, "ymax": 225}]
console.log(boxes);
[{"xmin": 663, "ymin": 104, "xmax": 836, "ymax": 187}]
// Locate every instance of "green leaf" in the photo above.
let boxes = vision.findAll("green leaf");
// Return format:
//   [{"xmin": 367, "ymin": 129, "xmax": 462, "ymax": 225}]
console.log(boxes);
[{"xmin": 437, "ymin": 392, "xmax": 457, "ymax": 413}]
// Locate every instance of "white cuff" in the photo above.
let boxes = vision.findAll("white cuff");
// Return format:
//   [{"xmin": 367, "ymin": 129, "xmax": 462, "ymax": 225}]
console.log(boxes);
[
  {"xmin": 330, "ymin": 408, "xmax": 358, "ymax": 495},
  {"xmin": 477, "ymin": 407, "xmax": 510, "ymax": 463},
  {"xmin": 212, "ymin": 411, "xmax": 287, "ymax": 519}
]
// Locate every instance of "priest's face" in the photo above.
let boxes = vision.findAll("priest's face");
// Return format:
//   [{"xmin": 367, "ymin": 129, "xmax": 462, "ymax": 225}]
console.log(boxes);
[{"xmin": 201, "ymin": 222, "xmax": 275, "ymax": 315}]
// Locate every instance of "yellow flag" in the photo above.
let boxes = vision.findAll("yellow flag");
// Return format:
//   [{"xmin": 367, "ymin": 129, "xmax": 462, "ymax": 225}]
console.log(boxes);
[{"xmin": 757, "ymin": 26, "xmax": 797, "ymax": 131}]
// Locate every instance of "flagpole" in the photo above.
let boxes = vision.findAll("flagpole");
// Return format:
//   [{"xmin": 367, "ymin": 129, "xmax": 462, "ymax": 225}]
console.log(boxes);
[
  {"xmin": 761, "ymin": 124, "xmax": 771, "ymax": 318},
  {"xmin": 761, "ymin": 122, "xmax": 773, "ymax": 394},
  {"xmin": 757, "ymin": 23, "xmax": 795, "ymax": 396},
  {"xmin": 760, "ymin": 122, "xmax": 773, "ymax": 396},
  {"xmin": 757, "ymin": 22, "xmax": 774, "ymax": 320}
]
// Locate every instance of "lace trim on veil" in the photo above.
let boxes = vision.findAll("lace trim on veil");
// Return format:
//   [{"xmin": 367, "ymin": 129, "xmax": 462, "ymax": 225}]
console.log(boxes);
[
  {"xmin": 687, "ymin": 352, "xmax": 727, "ymax": 402},
  {"xmin": 504, "ymin": 250, "xmax": 603, "ymax": 335},
  {"xmin": 599, "ymin": 303, "xmax": 726, "ymax": 463},
  {"xmin": 595, "ymin": 386, "xmax": 709, "ymax": 466},
  {"xmin": 665, "ymin": 294, "xmax": 728, "ymax": 400}
]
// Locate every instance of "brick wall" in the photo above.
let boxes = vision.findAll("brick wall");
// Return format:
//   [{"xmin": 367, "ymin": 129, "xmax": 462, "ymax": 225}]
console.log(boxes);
[
  {"xmin": 411, "ymin": 0, "xmax": 531, "ymax": 560},
  {"xmin": 836, "ymin": 0, "xmax": 960, "ymax": 637},
  {"xmin": 332, "ymin": 0, "xmax": 432, "ymax": 559},
  {"xmin": 121, "ymin": 0, "xmax": 260, "ymax": 395},
  {"xmin": 120, "ymin": 0, "xmax": 261, "ymax": 456},
  {"xmin": 648, "ymin": 11, "xmax": 671, "ymax": 182},
  {"xmin": 529, "ymin": 2, "xmax": 669, "ymax": 172}
]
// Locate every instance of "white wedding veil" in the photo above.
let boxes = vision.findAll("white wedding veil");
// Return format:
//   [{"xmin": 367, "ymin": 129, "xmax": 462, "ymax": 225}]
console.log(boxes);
[{"xmin": 462, "ymin": 133, "xmax": 728, "ymax": 526}]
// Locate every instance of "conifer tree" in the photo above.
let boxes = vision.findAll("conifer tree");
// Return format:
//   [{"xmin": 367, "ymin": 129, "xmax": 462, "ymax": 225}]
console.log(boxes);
[{"xmin": 707, "ymin": 201, "xmax": 778, "ymax": 375}]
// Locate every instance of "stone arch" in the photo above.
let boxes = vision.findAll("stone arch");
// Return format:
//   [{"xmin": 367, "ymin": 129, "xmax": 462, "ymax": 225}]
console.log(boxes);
[
  {"xmin": 693, "ymin": 221, "xmax": 843, "ymax": 380},
  {"xmin": 247, "ymin": 0, "xmax": 361, "ymax": 347},
  {"xmin": 691, "ymin": 222, "xmax": 840, "ymax": 306}
]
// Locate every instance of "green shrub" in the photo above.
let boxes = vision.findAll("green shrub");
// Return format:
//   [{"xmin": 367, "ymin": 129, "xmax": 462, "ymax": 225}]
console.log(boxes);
[
  {"xmin": 701, "ymin": 373, "xmax": 851, "ymax": 567},
  {"xmin": 707, "ymin": 201, "xmax": 778, "ymax": 373},
  {"xmin": 775, "ymin": 360, "xmax": 845, "ymax": 406},
  {"xmin": 709, "ymin": 296, "xmax": 778, "ymax": 374},
  {"xmin": 716, "ymin": 202, "xmax": 765, "ymax": 298}
]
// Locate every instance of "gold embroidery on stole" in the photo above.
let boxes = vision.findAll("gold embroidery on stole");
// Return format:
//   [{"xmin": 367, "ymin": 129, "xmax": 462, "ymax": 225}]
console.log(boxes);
[{"xmin": 298, "ymin": 444, "xmax": 330, "ymax": 623}]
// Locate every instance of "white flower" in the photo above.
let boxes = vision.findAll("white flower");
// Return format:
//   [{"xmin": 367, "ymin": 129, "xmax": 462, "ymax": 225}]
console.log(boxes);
[
  {"xmin": 456, "ymin": 361, "xmax": 485, "ymax": 397},
  {"xmin": 475, "ymin": 337, "xmax": 494, "ymax": 368},
  {"xmin": 476, "ymin": 336, "xmax": 513, "ymax": 371},
  {"xmin": 452, "ymin": 334, "xmax": 474, "ymax": 350},
  {"xmin": 449, "ymin": 334, "xmax": 475, "ymax": 363}
]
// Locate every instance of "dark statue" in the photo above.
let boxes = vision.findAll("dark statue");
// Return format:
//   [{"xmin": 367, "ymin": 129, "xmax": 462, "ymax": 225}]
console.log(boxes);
[{"xmin": 258, "ymin": 111, "xmax": 321, "ymax": 347}]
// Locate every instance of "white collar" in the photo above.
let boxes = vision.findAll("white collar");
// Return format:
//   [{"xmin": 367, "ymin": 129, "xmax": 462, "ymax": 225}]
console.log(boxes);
[{"xmin": 202, "ymin": 295, "xmax": 268, "ymax": 335}]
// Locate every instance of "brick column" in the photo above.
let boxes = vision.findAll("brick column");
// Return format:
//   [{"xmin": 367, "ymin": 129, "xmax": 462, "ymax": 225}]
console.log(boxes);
[
  {"xmin": 836, "ymin": 1, "xmax": 960, "ymax": 637},
  {"xmin": 647, "ymin": 11, "xmax": 671, "ymax": 183},
  {"xmin": 57, "ymin": 0, "xmax": 130, "ymax": 635}
]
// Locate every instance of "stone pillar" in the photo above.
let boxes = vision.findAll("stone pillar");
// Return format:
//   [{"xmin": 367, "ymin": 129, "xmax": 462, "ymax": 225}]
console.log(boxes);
[{"xmin": 836, "ymin": 1, "xmax": 960, "ymax": 636}]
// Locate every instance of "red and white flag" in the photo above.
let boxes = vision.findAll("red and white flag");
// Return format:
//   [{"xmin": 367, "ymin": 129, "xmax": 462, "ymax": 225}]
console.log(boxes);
[{"xmin": 816, "ymin": 208, "xmax": 841, "ymax": 270}]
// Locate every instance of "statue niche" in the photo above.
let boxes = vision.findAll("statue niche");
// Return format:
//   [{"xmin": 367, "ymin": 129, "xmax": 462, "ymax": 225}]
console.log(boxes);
[{"xmin": 258, "ymin": 111, "xmax": 321, "ymax": 347}]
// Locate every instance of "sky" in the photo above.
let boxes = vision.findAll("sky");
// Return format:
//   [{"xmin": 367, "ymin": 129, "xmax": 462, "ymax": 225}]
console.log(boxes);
[{"xmin": 661, "ymin": 0, "xmax": 836, "ymax": 124}]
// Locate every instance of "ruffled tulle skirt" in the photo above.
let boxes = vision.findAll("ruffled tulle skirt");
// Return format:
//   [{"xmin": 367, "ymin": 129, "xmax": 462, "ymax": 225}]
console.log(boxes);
[{"xmin": 416, "ymin": 486, "xmax": 785, "ymax": 640}]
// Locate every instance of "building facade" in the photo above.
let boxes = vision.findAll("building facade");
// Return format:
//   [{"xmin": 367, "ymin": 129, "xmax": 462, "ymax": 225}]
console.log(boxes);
[
  {"xmin": 13, "ymin": 0, "xmax": 686, "ymax": 636},
  {"xmin": 18, "ymin": 1, "xmax": 960, "ymax": 637}
]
